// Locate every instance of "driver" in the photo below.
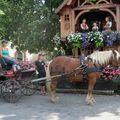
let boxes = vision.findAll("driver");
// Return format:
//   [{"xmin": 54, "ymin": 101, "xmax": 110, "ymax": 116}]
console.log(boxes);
[{"xmin": 0, "ymin": 40, "xmax": 20, "ymax": 72}]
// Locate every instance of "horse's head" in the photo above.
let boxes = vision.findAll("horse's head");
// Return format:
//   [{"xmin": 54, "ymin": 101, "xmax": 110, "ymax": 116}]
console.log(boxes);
[{"xmin": 110, "ymin": 50, "xmax": 120, "ymax": 67}]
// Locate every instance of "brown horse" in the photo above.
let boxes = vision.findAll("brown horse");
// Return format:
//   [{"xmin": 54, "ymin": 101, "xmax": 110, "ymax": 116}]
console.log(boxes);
[{"xmin": 46, "ymin": 50, "xmax": 120, "ymax": 105}]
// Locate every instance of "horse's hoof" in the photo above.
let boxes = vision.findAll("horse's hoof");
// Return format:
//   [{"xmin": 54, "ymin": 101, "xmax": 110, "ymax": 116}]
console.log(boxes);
[
  {"xmin": 86, "ymin": 102, "xmax": 93, "ymax": 105},
  {"xmin": 56, "ymin": 96, "xmax": 59, "ymax": 101},
  {"xmin": 92, "ymin": 98, "xmax": 96, "ymax": 103},
  {"xmin": 86, "ymin": 100, "xmax": 94, "ymax": 105},
  {"xmin": 50, "ymin": 98, "xmax": 57, "ymax": 103}
]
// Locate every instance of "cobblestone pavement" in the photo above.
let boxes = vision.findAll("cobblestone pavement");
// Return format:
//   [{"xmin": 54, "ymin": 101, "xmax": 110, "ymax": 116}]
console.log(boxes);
[{"xmin": 0, "ymin": 93, "xmax": 120, "ymax": 120}]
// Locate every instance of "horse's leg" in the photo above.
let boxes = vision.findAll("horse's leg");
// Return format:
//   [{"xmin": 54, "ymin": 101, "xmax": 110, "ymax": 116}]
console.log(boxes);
[
  {"xmin": 46, "ymin": 79, "xmax": 58, "ymax": 103},
  {"xmin": 86, "ymin": 75, "xmax": 97, "ymax": 105},
  {"xmin": 46, "ymin": 62, "xmax": 58, "ymax": 103},
  {"xmin": 50, "ymin": 79, "xmax": 59, "ymax": 103}
]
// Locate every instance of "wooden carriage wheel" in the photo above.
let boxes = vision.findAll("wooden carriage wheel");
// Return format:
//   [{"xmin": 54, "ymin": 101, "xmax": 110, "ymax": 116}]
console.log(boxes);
[
  {"xmin": 20, "ymin": 80, "xmax": 37, "ymax": 96},
  {"xmin": 1, "ymin": 79, "xmax": 22, "ymax": 103}
]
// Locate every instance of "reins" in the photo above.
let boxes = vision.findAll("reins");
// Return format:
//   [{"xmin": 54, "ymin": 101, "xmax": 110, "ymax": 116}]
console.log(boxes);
[{"xmin": 31, "ymin": 65, "xmax": 84, "ymax": 83}]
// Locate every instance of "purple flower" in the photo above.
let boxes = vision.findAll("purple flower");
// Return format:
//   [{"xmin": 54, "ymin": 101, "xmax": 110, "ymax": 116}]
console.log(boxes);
[
  {"xmin": 102, "ymin": 31, "xmax": 117, "ymax": 46},
  {"xmin": 81, "ymin": 33, "xmax": 88, "ymax": 48}
]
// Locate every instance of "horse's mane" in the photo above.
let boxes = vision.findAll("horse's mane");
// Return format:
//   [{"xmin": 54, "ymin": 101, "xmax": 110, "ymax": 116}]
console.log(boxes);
[{"xmin": 89, "ymin": 50, "xmax": 114, "ymax": 65}]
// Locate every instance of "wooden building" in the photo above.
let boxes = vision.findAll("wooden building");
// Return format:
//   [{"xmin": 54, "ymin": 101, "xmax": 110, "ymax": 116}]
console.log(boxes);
[
  {"xmin": 56, "ymin": 0, "xmax": 120, "ymax": 40},
  {"xmin": 56, "ymin": 0, "xmax": 120, "ymax": 90}
]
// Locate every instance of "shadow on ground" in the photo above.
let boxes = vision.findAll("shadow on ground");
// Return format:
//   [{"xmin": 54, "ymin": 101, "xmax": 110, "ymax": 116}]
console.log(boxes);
[{"xmin": 0, "ymin": 93, "xmax": 120, "ymax": 120}]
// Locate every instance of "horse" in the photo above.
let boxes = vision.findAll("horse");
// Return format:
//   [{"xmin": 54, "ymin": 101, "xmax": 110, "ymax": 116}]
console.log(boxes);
[{"xmin": 46, "ymin": 50, "xmax": 120, "ymax": 105}]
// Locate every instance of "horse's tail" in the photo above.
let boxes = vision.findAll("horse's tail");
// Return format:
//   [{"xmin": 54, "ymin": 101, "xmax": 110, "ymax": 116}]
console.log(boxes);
[{"xmin": 46, "ymin": 61, "xmax": 52, "ymax": 94}]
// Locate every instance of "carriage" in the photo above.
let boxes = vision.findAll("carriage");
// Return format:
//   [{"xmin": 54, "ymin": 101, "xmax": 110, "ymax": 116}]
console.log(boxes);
[
  {"xmin": 0, "ymin": 51, "xmax": 119, "ymax": 105},
  {"xmin": 0, "ymin": 59, "xmax": 37, "ymax": 103}
]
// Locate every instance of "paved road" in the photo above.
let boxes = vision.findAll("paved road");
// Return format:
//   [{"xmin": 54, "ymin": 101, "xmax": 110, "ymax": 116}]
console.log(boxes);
[{"xmin": 0, "ymin": 93, "xmax": 120, "ymax": 120}]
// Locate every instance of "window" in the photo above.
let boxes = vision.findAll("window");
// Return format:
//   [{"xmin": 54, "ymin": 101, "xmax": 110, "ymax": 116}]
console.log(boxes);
[{"xmin": 65, "ymin": 14, "xmax": 69, "ymax": 21}]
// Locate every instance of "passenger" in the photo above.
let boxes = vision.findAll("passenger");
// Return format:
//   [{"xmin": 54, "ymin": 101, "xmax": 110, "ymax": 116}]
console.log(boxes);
[
  {"xmin": 35, "ymin": 53, "xmax": 47, "ymax": 95},
  {"xmin": 0, "ymin": 40, "xmax": 20, "ymax": 72}
]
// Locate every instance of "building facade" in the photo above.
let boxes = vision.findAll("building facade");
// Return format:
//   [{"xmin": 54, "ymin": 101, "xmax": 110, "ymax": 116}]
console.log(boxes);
[{"xmin": 56, "ymin": 0, "xmax": 120, "ymax": 40}]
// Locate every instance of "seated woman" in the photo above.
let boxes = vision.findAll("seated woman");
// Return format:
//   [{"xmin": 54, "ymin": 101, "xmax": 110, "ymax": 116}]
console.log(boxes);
[
  {"xmin": 92, "ymin": 22, "xmax": 99, "ymax": 31},
  {"xmin": 0, "ymin": 40, "xmax": 20, "ymax": 72},
  {"xmin": 80, "ymin": 19, "xmax": 89, "ymax": 33}
]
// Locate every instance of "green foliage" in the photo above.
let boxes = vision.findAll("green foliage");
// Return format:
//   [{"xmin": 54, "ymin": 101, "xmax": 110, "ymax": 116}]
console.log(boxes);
[
  {"xmin": 67, "ymin": 33, "xmax": 82, "ymax": 48},
  {"xmin": 88, "ymin": 31, "xmax": 104, "ymax": 48},
  {"xmin": 89, "ymin": 0, "xmax": 97, "ymax": 3},
  {"xmin": 53, "ymin": 33, "xmax": 61, "ymax": 48},
  {"xmin": 0, "ymin": 0, "xmax": 64, "ymax": 53}
]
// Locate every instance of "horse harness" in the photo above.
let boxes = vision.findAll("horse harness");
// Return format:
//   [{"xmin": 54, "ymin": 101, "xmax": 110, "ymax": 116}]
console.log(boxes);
[{"xmin": 50, "ymin": 57, "xmax": 102, "ymax": 80}]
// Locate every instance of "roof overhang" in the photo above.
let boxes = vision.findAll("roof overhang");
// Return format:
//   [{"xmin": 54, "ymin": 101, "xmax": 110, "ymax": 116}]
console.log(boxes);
[
  {"xmin": 55, "ymin": 0, "xmax": 120, "ymax": 14},
  {"xmin": 55, "ymin": 0, "xmax": 73, "ymax": 14}
]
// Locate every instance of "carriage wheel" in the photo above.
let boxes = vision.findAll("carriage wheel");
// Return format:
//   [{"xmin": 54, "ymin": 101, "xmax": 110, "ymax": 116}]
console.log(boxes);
[
  {"xmin": 21, "ymin": 81, "xmax": 36, "ymax": 96},
  {"xmin": 1, "ymin": 80, "xmax": 22, "ymax": 103}
]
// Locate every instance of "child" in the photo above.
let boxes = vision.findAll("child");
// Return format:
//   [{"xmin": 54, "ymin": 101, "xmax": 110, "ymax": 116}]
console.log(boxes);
[{"xmin": 35, "ymin": 54, "xmax": 47, "ymax": 95}]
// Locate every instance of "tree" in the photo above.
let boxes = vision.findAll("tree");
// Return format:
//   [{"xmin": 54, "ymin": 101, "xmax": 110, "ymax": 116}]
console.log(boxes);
[{"xmin": 0, "ymin": 0, "xmax": 63, "ymax": 53}]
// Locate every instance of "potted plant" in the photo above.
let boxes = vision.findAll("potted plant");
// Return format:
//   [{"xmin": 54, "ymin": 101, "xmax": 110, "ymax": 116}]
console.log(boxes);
[
  {"xmin": 88, "ymin": 31, "xmax": 104, "ymax": 49},
  {"xmin": 67, "ymin": 33, "xmax": 82, "ymax": 57}
]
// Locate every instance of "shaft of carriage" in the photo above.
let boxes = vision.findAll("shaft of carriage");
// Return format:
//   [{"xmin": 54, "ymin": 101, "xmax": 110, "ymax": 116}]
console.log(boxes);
[{"xmin": 31, "ymin": 65, "xmax": 84, "ymax": 83}]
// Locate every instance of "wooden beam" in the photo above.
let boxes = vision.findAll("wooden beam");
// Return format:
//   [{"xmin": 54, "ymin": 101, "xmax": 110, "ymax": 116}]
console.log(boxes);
[
  {"xmin": 71, "ymin": 10, "xmax": 75, "ymax": 32},
  {"xmin": 100, "ymin": 8, "xmax": 117, "ymax": 22},
  {"xmin": 55, "ymin": 0, "xmax": 69, "ymax": 14},
  {"xmin": 81, "ymin": 0, "xmax": 94, "ymax": 6},
  {"xmin": 75, "ymin": 10, "xmax": 90, "ymax": 24},
  {"xmin": 67, "ymin": 0, "xmax": 72, "ymax": 5},
  {"xmin": 110, "ymin": 0, "xmax": 113, "ymax": 3},
  {"xmin": 73, "ymin": 4, "xmax": 119, "ymax": 10},
  {"xmin": 96, "ymin": 0, "xmax": 110, "ymax": 4},
  {"xmin": 78, "ymin": 0, "xmax": 80, "ymax": 7},
  {"xmin": 116, "ymin": 6, "xmax": 120, "ymax": 32}
]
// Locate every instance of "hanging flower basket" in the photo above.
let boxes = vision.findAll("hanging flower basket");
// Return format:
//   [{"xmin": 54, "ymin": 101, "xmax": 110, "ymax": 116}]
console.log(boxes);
[
  {"xmin": 67, "ymin": 33, "xmax": 82, "ymax": 48},
  {"xmin": 52, "ymin": 31, "xmax": 118, "ymax": 53},
  {"xmin": 88, "ymin": 31, "xmax": 104, "ymax": 48},
  {"xmin": 102, "ymin": 31, "xmax": 117, "ymax": 46}
]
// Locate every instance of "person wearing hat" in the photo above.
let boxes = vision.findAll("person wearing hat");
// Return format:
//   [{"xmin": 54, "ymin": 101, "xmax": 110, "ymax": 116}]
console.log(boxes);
[
  {"xmin": 35, "ymin": 53, "xmax": 47, "ymax": 95},
  {"xmin": 0, "ymin": 40, "xmax": 20, "ymax": 72}
]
